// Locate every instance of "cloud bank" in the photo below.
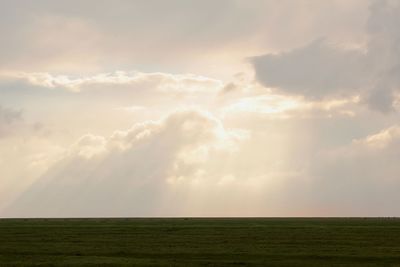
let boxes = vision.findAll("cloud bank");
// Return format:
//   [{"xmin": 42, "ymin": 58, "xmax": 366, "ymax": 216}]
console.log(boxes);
[{"xmin": 4, "ymin": 109, "xmax": 243, "ymax": 217}]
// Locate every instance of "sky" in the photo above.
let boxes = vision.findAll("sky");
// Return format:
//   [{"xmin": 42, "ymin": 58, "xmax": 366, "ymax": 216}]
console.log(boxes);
[{"xmin": 1, "ymin": 0, "xmax": 400, "ymax": 217}]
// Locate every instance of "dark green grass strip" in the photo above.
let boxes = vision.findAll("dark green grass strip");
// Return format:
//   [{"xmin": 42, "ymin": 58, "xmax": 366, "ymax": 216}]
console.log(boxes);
[{"xmin": 0, "ymin": 218, "xmax": 399, "ymax": 266}]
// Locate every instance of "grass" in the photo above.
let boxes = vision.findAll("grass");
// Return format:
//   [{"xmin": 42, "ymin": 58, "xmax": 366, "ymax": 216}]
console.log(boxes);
[{"xmin": 0, "ymin": 218, "xmax": 400, "ymax": 266}]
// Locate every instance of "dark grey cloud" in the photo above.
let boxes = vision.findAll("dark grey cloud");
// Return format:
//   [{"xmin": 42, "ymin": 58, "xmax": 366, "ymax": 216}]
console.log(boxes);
[
  {"xmin": 252, "ymin": 0, "xmax": 400, "ymax": 112},
  {"xmin": 252, "ymin": 39, "xmax": 367, "ymax": 98}
]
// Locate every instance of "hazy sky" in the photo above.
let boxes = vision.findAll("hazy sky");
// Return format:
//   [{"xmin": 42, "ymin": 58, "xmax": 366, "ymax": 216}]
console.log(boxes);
[{"xmin": 1, "ymin": 0, "xmax": 400, "ymax": 217}]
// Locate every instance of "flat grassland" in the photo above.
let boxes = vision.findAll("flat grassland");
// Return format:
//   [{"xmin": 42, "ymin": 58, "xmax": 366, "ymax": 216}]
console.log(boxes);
[{"xmin": 0, "ymin": 218, "xmax": 400, "ymax": 266}]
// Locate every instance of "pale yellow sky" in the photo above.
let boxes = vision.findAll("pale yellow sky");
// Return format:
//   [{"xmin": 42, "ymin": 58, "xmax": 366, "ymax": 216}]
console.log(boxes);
[{"xmin": 1, "ymin": 0, "xmax": 400, "ymax": 217}]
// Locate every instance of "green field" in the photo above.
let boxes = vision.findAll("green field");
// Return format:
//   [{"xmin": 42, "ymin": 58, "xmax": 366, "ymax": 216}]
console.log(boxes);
[{"xmin": 0, "ymin": 218, "xmax": 400, "ymax": 266}]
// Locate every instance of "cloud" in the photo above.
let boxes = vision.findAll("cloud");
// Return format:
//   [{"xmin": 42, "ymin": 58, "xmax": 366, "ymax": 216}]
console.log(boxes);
[
  {"xmin": 301, "ymin": 125, "xmax": 400, "ymax": 216},
  {"xmin": 0, "ymin": 109, "xmax": 64, "ymax": 212},
  {"xmin": 1, "ymin": 71, "xmax": 223, "ymax": 93},
  {"xmin": 0, "ymin": 0, "xmax": 369, "ymax": 77},
  {"xmin": 353, "ymin": 125, "xmax": 400, "ymax": 150},
  {"xmin": 3, "ymin": 109, "xmax": 242, "ymax": 217},
  {"xmin": 0, "ymin": 71, "xmax": 224, "ymax": 123},
  {"xmin": 222, "ymin": 93, "xmax": 360, "ymax": 120},
  {"xmin": 0, "ymin": 0, "xmax": 265, "ymax": 73},
  {"xmin": 2, "ymin": 101, "xmax": 398, "ymax": 217},
  {"xmin": 252, "ymin": 39, "xmax": 367, "ymax": 98},
  {"xmin": 0, "ymin": 106, "xmax": 22, "ymax": 138},
  {"xmin": 252, "ymin": 0, "xmax": 400, "ymax": 112}
]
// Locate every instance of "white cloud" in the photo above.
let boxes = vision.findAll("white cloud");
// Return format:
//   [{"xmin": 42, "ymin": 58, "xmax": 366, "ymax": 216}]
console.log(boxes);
[
  {"xmin": 1, "ymin": 71, "xmax": 223, "ymax": 93},
  {"xmin": 222, "ymin": 93, "xmax": 360, "ymax": 120},
  {"xmin": 353, "ymin": 125, "xmax": 400, "ymax": 150},
  {"xmin": 3, "ymin": 109, "xmax": 244, "ymax": 217}
]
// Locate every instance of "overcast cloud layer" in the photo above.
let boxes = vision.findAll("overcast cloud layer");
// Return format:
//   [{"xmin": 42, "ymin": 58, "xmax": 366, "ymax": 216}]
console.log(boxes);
[{"xmin": 1, "ymin": 0, "xmax": 400, "ymax": 217}]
